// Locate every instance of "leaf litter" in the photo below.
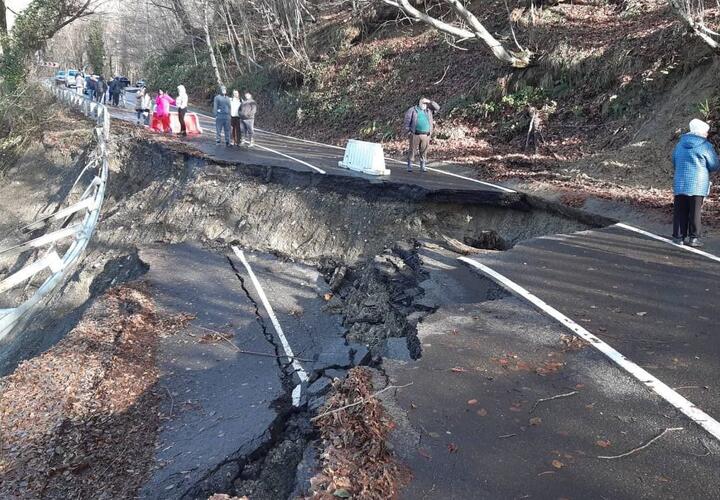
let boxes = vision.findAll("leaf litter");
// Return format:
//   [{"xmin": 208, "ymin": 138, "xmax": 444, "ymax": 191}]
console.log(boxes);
[
  {"xmin": 307, "ymin": 367, "xmax": 410, "ymax": 499},
  {"xmin": 0, "ymin": 284, "xmax": 192, "ymax": 498}
]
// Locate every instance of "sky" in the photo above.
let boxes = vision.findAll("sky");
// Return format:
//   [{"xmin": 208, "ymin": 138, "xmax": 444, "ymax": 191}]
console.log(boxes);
[{"xmin": 6, "ymin": 0, "xmax": 30, "ymax": 29}]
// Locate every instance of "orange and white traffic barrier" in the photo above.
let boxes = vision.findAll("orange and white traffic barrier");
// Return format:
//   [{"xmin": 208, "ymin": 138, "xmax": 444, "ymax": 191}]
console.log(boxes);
[{"xmin": 171, "ymin": 112, "xmax": 202, "ymax": 135}]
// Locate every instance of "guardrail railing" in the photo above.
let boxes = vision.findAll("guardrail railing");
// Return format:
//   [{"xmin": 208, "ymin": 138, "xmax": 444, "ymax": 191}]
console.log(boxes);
[{"xmin": 0, "ymin": 85, "xmax": 109, "ymax": 340}]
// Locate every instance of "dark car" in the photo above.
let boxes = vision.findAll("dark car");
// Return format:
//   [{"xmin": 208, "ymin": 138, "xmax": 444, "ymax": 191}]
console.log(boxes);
[{"xmin": 118, "ymin": 76, "xmax": 131, "ymax": 88}]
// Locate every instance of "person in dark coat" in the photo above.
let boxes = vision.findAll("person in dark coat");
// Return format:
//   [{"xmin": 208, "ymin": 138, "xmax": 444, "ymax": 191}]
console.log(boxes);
[
  {"xmin": 109, "ymin": 77, "xmax": 120, "ymax": 106},
  {"xmin": 403, "ymin": 97, "xmax": 440, "ymax": 172},
  {"xmin": 86, "ymin": 76, "xmax": 96, "ymax": 101},
  {"xmin": 671, "ymin": 118, "xmax": 719, "ymax": 247},
  {"xmin": 96, "ymin": 76, "xmax": 106, "ymax": 103},
  {"xmin": 239, "ymin": 92, "xmax": 257, "ymax": 146}
]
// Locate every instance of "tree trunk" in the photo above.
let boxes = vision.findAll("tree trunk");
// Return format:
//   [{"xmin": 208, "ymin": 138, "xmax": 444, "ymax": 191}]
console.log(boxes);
[
  {"xmin": 202, "ymin": 1, "xmax": 224, "ymax": 88},
  {"xmin": 382, "ymin": 0, "xmax": 531, "ymax": 68},
  {"xmin": 0, "ymin": 0, "xmax": 7, "ymax": 37},
  {"xmin": 667, "ymin": 0, "xmax": 720, "ymax": 50},
  {"xmin": 222, "ymin": 2, "xmax": 240, "ymax": 68},
  {"xmin": 0, "ymin": 0, "xmax": 7, "ymax": 54}
]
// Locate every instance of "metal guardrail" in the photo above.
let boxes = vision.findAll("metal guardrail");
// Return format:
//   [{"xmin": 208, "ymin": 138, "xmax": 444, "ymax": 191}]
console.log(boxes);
[{"xmin": 0, "ymin": 86, "xmax": 109, "ymax": 340}]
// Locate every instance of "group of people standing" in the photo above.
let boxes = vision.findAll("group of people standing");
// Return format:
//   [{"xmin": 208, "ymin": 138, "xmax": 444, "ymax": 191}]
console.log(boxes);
[
  {"xmin": 132, "ymin": 84, "xmax": 256, "ymax": 145},
  {"xmin": 75, "ymin": 73, "xmax": 127, "ymax": 107},
  {"xmin": 134, "ymin": 85, "xmax": 189, "ymax": 135},
  {"xmin": 213, "ymin": 85, "xmax": 257, "ymax": 147}
]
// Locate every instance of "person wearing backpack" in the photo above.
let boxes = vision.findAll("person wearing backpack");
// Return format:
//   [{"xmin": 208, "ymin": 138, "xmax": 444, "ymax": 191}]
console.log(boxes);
[{"xmin": 403, "ymin": 97, "xmax": 440, "ymax": 172}]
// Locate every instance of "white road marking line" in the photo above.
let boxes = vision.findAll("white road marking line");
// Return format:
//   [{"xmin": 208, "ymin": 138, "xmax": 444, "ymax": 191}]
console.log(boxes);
[
  {"xmin": 255, "ymin": 127, "xmax": 346, "ymax": 150},
  {"xmin": 459, "ymin": 256, "xmax": 720, "ymax": 442},
  {"xmin": 232, "ymin": 246, "xmax": 309, "ymax": 406},
  {"xmin": 615, "ymin": 222, "xmax": 720, "ymax": 264},
  {"xmin": 424, "ymin": 166, "xmax": 515, "ymax": 192},
  {"xmin": 250, "ymin": 144, "xmax": 327, "ymax": 175}
]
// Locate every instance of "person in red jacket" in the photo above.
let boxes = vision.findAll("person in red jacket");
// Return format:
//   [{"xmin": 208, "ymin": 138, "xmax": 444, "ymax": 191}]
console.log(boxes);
[{"xmin": 155, "ymin": 90, "xmax": 176, "ymax": 134}]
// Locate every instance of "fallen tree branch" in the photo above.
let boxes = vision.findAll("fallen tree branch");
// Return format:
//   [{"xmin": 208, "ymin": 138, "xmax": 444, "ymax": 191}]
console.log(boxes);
[
  {"xmin": 433, "ymin": 64, "xmax": 451, "ymax": 85},
  {"xmin": 311, "ymin": 382, "xmax": 413, "ymax": 421},
  {"xmin": 597, "ymin": 427, "xmax": 684, "ymax": 460},
  {"xmin": 530, "ymin": 390, "xmax": 578, "ymax": 413},
  {"xmin": 194, "ymin": 325, "xmax": 313, "ymax": 362}
]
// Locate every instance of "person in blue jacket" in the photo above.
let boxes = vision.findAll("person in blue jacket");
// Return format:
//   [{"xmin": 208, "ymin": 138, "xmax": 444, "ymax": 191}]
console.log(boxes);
[{"xmin": 672, "ymin": 118, "xmax": 719, "ymax": 247}]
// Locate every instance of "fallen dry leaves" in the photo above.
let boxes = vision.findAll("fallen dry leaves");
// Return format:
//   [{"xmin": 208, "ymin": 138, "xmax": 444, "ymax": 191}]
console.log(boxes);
[
  {"xmin": 0, "ymin": 284, "xmax": 189, "ymax": 498},
  {"xmin": 308, "ymin": 367, "xmax": 410, "ymax": 499}
]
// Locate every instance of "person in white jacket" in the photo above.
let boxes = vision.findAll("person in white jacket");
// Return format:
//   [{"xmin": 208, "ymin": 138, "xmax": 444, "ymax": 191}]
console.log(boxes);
[
  {"xmin": 75, "ymin": 73, "xmax": 85, "ymax": 96},
  {"xmin": 176, "ymin": 85, "xmax": 189, "ymax": 136}
]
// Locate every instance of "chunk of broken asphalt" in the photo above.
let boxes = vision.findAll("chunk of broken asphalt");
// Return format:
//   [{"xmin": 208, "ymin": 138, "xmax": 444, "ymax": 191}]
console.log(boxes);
[
  {"xmin": 324, "ymin": 368, "xmax": 347, "ymax": 380},
  {"xmin": 349, "ymin": 343, "xmax": 371, "ymax": 366},
  {"xmin": 309, "ymin": 395, "xmax": 327, "ymax": 412},
  {"xmin": 307, "ymin": 377, "xmax": 332, "ymax": 397},
  {"xmin": 382, "ymin": 337, "xmax": 412, "ymax": 362},
  {"xmin": 313, "ymin": 338, "xmax": 352, "ymax": 370},
  {"xmin": 290, "ymin": 445, "xmax": 319, "ymax": 499}
]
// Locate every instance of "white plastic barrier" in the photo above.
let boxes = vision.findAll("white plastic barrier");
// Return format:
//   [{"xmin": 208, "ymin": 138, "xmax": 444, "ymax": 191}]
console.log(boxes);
[{"xmin": 338, "ymin": 139, "xmax": 390, "ymax": 176}]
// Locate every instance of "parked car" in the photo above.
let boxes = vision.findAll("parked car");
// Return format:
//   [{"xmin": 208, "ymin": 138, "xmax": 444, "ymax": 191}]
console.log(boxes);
[
  {"xmin": 135, "ymin": 79, "xmax": 146, "ymax": 88},
  {"xmin": 118, "ymin": 76, "xmax": 131, "ymax": 88},
  {"xmin": 66, "ymin": 69, "xmax": 79, "ymax": 87},
  {"xmin": 54, "ymin": 70, "xmax": 66, "ymax": 85}
]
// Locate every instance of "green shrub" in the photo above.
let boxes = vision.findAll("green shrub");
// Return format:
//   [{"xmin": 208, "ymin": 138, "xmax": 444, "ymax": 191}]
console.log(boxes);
[
  {"xmin": 144, "ymin": 45, "xmax": 216, "ymax": 99},
  {"xmin": 501, "ymin": 86, "xmax": 548, "ymax": 111}
]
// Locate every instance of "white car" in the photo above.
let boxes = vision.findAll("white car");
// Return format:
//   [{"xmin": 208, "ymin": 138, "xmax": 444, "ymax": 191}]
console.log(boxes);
[{"xmin": 66, "ymin": 69, "xmax": 79, "ymax": 87}]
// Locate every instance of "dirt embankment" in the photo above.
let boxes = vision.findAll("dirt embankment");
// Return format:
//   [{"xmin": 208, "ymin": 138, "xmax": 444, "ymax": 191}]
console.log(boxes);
[
  {"xmin": 252, "ymin": 1, "xmax": 720, "ymax": 226},
  {"xmin": 103, "ymin": 131, "xmax": 608, "ymax": 265}
]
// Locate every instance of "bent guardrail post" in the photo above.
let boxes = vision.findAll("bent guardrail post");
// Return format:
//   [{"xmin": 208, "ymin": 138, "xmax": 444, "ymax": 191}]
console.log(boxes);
[{"xmin": 0, "ymin": 84, "xmax": 110, "ymax": 341}]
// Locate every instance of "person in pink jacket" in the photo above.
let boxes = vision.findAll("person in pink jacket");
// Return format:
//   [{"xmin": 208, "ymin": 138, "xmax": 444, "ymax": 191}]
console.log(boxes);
[{"xmin": 155, "ymin": 90, "xmax": 176, "ymax": 133}]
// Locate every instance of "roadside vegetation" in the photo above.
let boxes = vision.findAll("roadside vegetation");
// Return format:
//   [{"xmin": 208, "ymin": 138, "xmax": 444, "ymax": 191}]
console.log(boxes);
[
  {"xmin": 126, "ymin": 0, "xmax": 720, "ymax": 223},
  {"xmin": 0, "ymin": 0, "xmax": 92, "ymax": 172}
]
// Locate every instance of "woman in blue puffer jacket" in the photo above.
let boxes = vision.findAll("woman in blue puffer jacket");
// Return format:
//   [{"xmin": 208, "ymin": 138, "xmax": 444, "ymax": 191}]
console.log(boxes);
[{"xmin": 672, "ymin": 118, "xmax": 719, "ymax": 247}]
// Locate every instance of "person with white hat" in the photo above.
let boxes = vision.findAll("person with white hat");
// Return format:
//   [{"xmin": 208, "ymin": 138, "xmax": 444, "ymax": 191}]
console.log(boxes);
[{"xmin": 671, "ymin": 118, "xmax": 719, "ymax": 247}]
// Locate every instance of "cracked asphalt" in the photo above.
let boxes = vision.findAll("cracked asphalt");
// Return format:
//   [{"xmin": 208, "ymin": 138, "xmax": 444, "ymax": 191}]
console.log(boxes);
[
  {"xmin": 384, "ymin": 243, "xmax": 720, "ymax": 499},
  {"xmin": 137, "ymin": 243, "xmax": 346, "ymax": 497},
  {"xmin": 98, "ymin": 96, "xmax": 720, "ymax": 498}
]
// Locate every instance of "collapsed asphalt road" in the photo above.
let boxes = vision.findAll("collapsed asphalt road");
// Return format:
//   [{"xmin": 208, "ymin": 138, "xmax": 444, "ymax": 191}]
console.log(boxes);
[
  {"xmin": 3, "ymin": 95, "xmax": 720, "ymax": 499},
  {"xmin": 114, "ymin": 91, "xmax": 516, "ymax": 194}
]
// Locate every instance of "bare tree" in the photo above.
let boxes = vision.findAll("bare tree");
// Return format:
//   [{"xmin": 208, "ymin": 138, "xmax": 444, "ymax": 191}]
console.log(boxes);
[
  {"xmin": 202, "ymin": 0, "xmax": 223, "ymax": 87},
  {"xmin": 668, "ymin": 0, "xmax": 720, "ymax": 49},
  {"xmin": 382, "ymin": 0, "xmax": 531, "ymax": 68}
]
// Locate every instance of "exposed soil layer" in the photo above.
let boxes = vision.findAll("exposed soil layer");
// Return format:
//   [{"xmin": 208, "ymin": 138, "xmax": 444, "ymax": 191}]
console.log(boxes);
[{"xmin": 103, "ymin": 135, "xmax": 609, "ymax": 265}]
